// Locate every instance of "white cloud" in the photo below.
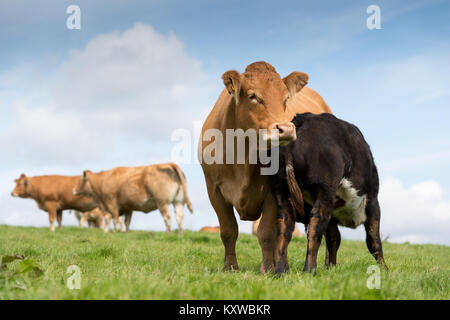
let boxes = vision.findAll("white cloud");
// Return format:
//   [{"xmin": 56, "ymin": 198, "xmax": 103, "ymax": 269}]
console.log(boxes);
[{"xmin": 0, "ymin": 23, "xmax": 214, "ymax": 167}]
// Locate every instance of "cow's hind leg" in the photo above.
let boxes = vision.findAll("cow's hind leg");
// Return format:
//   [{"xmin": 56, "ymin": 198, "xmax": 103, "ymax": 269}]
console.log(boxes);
[
  {"xmin": 56, "ymin": 210, "xmax": 63, "ymax": 229},
  {"xmin": 324, "ymin": 218, "xmax": 340, "ymax": 267},
  {"xmin": 304, "ymin": 192, "xmax": 333, "ymax": 275},
  {"xmin": 158, "ymin": 204, "xmax": 172, "ymax": 233},
  {"xmin": 364, "ymin": 198, "xmax": 388, "ymax": 270},
  {"xmin": 174, "ymin": 202, "xmax": 184, "ymax": 236}
]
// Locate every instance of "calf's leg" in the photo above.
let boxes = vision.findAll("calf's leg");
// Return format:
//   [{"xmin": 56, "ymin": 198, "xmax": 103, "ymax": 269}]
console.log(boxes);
[
  {"xmin": 364, "ymin": 198, "xmax": 388, "ymax": 270},
  {"xmin": 273, "ymin": 192, "xmax": 296, "ymax": 275},
  {"xmin": 304, "ymin": 193, "xmax": 333, "ymax": 274},
  {"xmin": 324, "ymin": 219, "xmax": 341, "ymax": 267}
]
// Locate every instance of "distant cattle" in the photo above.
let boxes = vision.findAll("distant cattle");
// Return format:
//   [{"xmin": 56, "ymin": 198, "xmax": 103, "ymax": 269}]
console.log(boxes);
[
  {"xmin": 270, "ymin": 113, "xmax": 388, "ymax": 274},
  {"xmin": 72, "ymin": 208, "xmax": 122, "ymax": 230},
  {"xmin": 199, "ymin": 61, "xmax": 331, "ymax": 272},
  {"xmin": 252, "ymin": 218, "xmax": 303, "ymax": 237},
  {"xmin": 11, "ymin": 174, "xmax": 98, "ymax": 232},
  {"xmin": 200, "ymin": 226, "xmax": 221, "ymax": 233},
  {"xmin": 73, "ymin": 163, "xmax": 193, "ymax": 234}
]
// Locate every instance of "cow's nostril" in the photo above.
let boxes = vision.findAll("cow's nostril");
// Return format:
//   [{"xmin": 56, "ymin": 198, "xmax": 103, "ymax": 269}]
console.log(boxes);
[{"xmin": 275, "ymin": 124, "xmax": 285, "ymax": 134}]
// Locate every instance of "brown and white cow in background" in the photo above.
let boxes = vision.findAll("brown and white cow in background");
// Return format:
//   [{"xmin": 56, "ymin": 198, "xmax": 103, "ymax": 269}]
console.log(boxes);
[
  {"xmin": 73, "ymin": 163, "xmax": 193, "ymax": 234},
  {"xmin": 11, "ymin": 174, "xmax": 98, "ymax": 231},
  {"xmin": 199, "ymin": 61, "xmax": 331, "ymax": 273}
]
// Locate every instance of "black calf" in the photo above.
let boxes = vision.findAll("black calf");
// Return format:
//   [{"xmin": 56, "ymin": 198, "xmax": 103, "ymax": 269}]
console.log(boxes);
[{"xmin": 270, "ymin": 113, "xmax": 387, "ymax": 275}]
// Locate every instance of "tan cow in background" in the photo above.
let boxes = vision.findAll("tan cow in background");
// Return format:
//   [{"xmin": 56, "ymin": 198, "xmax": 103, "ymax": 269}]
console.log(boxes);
[
  {"xmin": 11, "ymin": 174, "xmax": 98, "ymax": 231},
  {"xmin": 73, "ymin": 163, "xmax": 193, "ymax": 234},
  {"xmin": 252, "ymin": 218, "xmax": 303, "ymax": 237}
]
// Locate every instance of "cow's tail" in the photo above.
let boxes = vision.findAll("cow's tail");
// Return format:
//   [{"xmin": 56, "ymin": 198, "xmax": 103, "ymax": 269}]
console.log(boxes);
[
  {"xmin": 285, "ymin": 151, "xmax": 305, "ymax": 222},
  {"xmin": 171, "ymin": 163, "xmax": 194, "ymax": 214}
]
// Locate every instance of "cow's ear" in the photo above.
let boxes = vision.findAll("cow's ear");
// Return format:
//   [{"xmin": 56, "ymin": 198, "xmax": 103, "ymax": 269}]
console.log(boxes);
[
  {"xmin": 222, "ymin": 70, "xmax": 241, "ymax": 104},
  {"xmin": 283, "ymin": 72, "xmax": 309, "ymax": 99},
  {"xmin": 83, "ymin": 170, "xmax": 90, "ymax": 180}
]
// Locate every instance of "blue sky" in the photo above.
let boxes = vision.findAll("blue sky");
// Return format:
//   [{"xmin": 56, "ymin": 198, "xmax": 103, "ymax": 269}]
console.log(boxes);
[{"xmin": 0, "ymin": 0, "xmax": 449, "ymax": 244}]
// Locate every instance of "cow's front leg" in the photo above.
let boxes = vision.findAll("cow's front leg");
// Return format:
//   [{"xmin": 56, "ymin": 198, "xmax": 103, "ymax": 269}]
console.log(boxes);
[
  {"xmin": 304, "ymin": 194, "xmax": 332, "ymax": 275},
  {"xmin": 46, "ymin": 202, "xmax": 58, "ymax": 232},
  {"xmin": 257, "ymin": 193, "xmax": 278, "ymax": 273},
  {"xmin": 206, "ymin": 182, "xmax": 239, "ymax": 271}
]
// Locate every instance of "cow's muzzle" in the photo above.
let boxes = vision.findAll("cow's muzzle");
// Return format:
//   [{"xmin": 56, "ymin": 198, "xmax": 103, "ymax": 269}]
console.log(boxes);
[
  {"xmin": 271, "ymin": 122, "xmax": 296, "ymax": 145},
  {"xmin": 11, "ymin": 192, "xmax": 17, "ymax": 197}
]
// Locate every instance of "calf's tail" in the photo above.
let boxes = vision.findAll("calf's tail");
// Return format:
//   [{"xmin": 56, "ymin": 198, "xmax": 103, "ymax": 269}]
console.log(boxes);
[
  {"xmin": 171, "ymin": 163, "xmax": 194, "ymax": 214},
  {"xmin": 285, "ymin": 151, "xmax": 306, "ymax": 222}
]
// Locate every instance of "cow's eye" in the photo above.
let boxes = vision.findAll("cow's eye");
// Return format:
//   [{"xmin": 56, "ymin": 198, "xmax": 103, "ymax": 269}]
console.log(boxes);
[{"xmin": 248, "ymin": 94, "xmax": 259, "ymax": 103}]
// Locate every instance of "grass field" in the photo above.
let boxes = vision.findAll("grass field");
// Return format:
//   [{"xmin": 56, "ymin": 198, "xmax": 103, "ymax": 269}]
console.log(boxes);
[{"xmin": 0, "ymin": 225, "xmax": 449, "ymax": 300}]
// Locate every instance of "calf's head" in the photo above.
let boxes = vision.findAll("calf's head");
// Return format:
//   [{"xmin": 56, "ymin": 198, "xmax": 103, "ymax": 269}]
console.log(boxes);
[
  {"xmin": 222, "ymin": 61, "xmax": 308, "ymax": 146},
  {"xmin": 11, "ymin": 174, "xmax": 30, "ymax": 198},
  {"xmin": 73, "ymin": 170, "xmax": 95, "ymax": 197}
]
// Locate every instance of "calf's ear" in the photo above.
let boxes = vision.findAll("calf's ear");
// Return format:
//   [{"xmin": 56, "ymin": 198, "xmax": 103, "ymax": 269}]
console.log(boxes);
[
  {"xmin": 222, "ymin": 70, "xmax": 241, "ymax": 104},
  {"xmin": 83, "ymin": 170, "xmax": 90, "ymax": 180},
  {"xmin": 283, "ymin": 72, "xmax": 309, "ymax": 99}
]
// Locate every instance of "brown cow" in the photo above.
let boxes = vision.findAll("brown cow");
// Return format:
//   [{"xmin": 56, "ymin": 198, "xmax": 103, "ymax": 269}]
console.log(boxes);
[
  {"xmin": 11, "ymin": 174, "xmax": 98, "ymax": 232},
  {"xmin": 200, "ymin": 226, "xmax": 221, "ymax": 233},
  {"xmin": 73, "ymin": 163, "xmax": 193, "ymax": 234},
  {"xmin": 199, "ymin": 61, "xmax": 331, "ymax": 272}
]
